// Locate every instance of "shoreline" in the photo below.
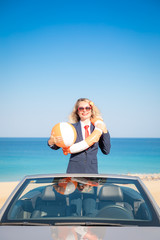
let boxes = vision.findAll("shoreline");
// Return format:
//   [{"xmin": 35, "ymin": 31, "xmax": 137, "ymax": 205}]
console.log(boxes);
[{"xmin": 0, "ymin": 173, "xmax": 160, "ymax": 209}]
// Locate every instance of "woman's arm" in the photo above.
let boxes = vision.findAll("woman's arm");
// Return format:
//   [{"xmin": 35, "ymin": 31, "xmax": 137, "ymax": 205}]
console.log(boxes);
[
  {"xmin": 47, "ymin": 136, "xmax": 62, "ymax": 150},
  {"xmin": 99, "ymin": 131, "xmax": 111, "ymax": 155}
]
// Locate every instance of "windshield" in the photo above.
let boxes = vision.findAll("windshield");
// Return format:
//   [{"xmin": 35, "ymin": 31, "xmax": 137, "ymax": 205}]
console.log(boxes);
[{"xmin": 2, "ymin": 177, "xmax": 156, "ymax": 226}]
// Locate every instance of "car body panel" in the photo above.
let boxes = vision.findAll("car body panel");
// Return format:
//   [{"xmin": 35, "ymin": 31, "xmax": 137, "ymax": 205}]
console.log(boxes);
[{"xmin": 0, "ymin": 226, "xmax": 160, "ymax": 240}]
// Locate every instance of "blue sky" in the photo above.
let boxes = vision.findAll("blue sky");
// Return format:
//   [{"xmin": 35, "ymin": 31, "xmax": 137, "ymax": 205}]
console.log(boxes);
[{"xmin": 0, "ymin": 0, "xmax": 160, "ymax": 138}]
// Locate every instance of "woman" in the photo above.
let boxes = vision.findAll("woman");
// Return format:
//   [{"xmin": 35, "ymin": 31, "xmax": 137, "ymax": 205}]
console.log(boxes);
[{"xmin": 48, "ymin": 98, "xmax": 111, "ymax": 173}]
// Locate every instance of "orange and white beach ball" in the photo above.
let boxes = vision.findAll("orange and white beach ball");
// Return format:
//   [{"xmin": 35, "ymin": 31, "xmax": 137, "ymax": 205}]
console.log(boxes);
[
  {"xmin": 57, "ymin": 177, "xmax": 78, "ymax": 195},
  {"xmin": 51, "ymin": 122, "xmax": 77, "ymax": 148}
]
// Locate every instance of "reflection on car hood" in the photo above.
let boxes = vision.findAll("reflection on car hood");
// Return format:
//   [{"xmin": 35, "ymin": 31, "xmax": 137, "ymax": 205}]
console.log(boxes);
[{"xmin": 0, "ymin": 226, "xmax": 160, "ymax": 240}]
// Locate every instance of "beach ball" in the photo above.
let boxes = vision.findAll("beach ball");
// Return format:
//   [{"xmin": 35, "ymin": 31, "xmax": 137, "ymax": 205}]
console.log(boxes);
[
  {"xmin": 51, "ymin": 122, "xmax": 77, "ymax": 148},
  {"xmin": 57, "ymin": 177, "xmax": 78, "ymax": 195}
]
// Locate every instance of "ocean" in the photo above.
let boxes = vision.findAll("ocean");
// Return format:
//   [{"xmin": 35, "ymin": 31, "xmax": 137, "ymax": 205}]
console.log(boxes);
[{"xmin": 0, "ymin": 138, "xmax": 160, "ymax": 182}]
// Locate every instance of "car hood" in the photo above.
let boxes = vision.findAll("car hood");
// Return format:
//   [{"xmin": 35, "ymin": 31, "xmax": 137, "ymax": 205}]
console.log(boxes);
[{"xmin": 0, "ymin": 226, "xmax": 160, "ymax": 240}]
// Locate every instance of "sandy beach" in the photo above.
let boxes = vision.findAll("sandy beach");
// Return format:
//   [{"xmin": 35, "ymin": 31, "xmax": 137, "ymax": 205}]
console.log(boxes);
[
  {"xmin": 128, "ymin": 173, "xmax": 160, "ymax": 208},
  {"xmin": 0, "ymin": 174, "xmax": 160, "ymax": 209}
]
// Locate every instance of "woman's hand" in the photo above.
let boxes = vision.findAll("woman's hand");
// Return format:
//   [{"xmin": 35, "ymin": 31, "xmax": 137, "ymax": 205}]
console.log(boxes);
[
  {"xmin": 96, "ymin": 122, "xmax": 108, "ymax": 133},
  {"xmin": 48, "ymin": 135, "xmax": 63, "ymax": 146}
]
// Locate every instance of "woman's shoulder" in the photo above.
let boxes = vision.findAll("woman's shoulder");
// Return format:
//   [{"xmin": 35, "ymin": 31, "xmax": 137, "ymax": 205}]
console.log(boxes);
[{"xmin": 71, "ymin": 121, "xmax": 80, "ymax": 127}]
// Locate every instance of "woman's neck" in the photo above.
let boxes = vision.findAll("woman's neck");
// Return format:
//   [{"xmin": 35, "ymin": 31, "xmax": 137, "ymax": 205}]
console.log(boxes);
[{"xmin": 80, "ymin": 119, "xmax": 90, "ymax": 125}]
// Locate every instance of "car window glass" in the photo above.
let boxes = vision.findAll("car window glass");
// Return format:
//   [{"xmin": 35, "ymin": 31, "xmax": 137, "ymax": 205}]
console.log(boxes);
[{"xmin": 6, "ymin": 177, "xmax": 153, "ymax": 225}]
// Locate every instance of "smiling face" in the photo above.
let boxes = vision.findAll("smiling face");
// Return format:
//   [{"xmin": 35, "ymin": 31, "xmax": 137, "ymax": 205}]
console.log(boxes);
[{"xmin": 77, "ymin": 101, "xmax": 92, "ymax": 122}]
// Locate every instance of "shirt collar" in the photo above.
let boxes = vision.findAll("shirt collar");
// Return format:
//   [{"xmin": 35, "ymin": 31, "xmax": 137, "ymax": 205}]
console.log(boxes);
[{"xmin": 80, "ymin": 121, "xmax": 91, "ymax": 128}]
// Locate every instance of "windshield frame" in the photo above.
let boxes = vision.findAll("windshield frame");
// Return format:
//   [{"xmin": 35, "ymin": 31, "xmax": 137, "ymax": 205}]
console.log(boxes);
[{"xmin": 1, "ymin": 176, "xmax": 160, "ymax": 227}]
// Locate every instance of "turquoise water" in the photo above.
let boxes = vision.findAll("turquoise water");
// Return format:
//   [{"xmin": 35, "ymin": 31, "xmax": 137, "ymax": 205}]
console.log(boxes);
[{"xmin": 0, "ymin": 138, "xmax": 160, "ymax": 181}]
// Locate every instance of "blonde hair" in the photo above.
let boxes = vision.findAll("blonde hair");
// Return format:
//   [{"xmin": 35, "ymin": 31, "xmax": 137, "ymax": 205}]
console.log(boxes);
[{"xmin": 69, "ymin": 98, "xmax": 102, "ymax": 123}]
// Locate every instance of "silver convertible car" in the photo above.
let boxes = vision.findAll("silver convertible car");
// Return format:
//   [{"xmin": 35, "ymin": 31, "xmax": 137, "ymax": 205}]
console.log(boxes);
[{"xmin": 0, "ymin": 174, "xmax": 160, "ymax": 239}]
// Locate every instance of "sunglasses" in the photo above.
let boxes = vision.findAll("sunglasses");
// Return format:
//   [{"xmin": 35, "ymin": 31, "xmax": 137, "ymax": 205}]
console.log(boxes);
[{"xmin": 78, "ymin": 106, "xmax": 92, "ymax": 112}]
